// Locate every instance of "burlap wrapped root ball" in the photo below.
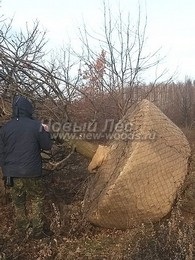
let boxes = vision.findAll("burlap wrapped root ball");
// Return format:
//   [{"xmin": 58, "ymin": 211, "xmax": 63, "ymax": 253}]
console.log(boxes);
[{"xmin": 83, "ymin": 99, "xmax": 191, "ymax": 230}]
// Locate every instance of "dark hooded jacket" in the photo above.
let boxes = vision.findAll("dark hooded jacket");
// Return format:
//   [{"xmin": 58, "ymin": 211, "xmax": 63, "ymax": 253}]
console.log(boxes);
[{"xmin": 0, "ymin": 96, "xmax": 52, "ymax": 177}]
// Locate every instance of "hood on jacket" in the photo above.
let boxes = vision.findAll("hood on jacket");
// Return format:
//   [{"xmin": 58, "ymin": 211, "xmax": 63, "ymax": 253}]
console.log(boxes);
[{"xmin": 12, "ymin": 96, "xmax": 34, "ymax": 118}]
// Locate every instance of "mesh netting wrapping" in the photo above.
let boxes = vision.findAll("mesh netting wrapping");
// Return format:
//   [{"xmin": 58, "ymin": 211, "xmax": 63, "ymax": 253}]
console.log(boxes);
[{"xmin": 83, "ymin": 99, "xmax": 191, "ymax": 229}]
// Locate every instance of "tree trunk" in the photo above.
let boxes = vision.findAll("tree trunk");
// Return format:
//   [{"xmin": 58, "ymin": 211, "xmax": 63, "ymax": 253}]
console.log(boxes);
[{"xmin": 64, "ymin": 138, "xmax": 99, "ymax": 159}]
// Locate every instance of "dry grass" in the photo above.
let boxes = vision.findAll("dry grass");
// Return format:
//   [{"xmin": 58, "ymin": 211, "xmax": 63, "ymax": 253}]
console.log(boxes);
[{"xmin": 47, "ymin": 204, "xmax": 194, "ymax": 260}]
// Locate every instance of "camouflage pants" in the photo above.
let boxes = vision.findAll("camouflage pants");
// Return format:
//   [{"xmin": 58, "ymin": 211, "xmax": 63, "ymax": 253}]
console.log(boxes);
[{"xmin": 10, "ymin": 177, "xmax": 44, "ymax": 233}]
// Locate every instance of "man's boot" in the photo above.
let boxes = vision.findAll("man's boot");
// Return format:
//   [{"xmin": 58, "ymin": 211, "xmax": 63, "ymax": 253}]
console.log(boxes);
[
  {"xmin": 15, "ymin": 219, "xmax": 30, "ymax": 238},
  {"xmin": 30, "ymin": 219, "xmax": 53, "ymax": 239},
  {"xmin": 31, "ymin": 228, "xmax": 54, "ymax": 239}
]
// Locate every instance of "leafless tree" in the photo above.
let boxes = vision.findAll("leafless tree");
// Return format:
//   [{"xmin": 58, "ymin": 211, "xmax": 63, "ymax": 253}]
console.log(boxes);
[
  {"xmin": 0, "ymin": 18, "xmax": 72, "ymax": 123},
  {"xmin": 175, "ymin": 79, "xmax": 195, "ymax": 128},
  {"xmin": 68, "ymin": 2, "xmax": 169, "ymax": 118},
  {"xmin": 0, "ymin": 4, "xmax": 174, "ymax": 167}
]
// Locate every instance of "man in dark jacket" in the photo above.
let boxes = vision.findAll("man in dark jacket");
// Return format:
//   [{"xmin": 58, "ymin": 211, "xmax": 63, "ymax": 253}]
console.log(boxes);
[{"xmin": 0, "ymin": 95, "xmax": 52, "ymax": 239}]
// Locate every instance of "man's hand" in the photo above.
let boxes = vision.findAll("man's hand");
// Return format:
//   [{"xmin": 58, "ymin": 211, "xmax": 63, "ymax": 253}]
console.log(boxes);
[{"xmin": 42, "ymin": 124, "xmax": 49, "ymax": 132}]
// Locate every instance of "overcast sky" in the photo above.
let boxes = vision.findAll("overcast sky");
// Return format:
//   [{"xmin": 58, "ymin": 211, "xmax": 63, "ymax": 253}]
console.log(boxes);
[{"xmin": 1, "ymin": 0, "xmax": 195, "ymax": 82}]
